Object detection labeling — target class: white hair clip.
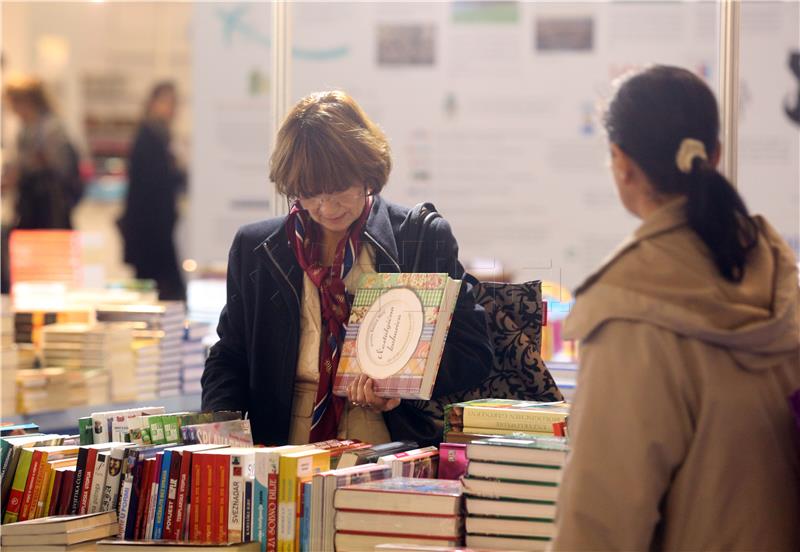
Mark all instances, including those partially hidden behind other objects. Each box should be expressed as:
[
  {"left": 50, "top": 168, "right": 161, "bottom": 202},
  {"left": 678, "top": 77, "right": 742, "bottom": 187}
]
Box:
[{"left": 675, "top": 138, "right": 708, "bottom": 174}]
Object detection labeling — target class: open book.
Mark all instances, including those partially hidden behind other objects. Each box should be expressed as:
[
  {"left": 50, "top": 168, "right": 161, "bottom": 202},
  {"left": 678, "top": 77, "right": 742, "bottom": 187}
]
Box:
[{"left": 333, "top": 273, "right": 461, "bottom": 400}]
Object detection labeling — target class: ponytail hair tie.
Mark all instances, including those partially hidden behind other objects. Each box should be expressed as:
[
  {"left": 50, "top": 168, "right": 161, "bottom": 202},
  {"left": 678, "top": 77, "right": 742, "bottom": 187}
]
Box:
[{"left": 675, "top": 138, "right": 708, "bottom": 174}]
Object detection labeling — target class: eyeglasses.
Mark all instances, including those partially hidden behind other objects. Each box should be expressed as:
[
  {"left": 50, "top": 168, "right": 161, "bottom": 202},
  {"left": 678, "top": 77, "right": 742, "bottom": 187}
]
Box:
[{"left": 296, "top": 186, "right": 369, "bottom": 209}]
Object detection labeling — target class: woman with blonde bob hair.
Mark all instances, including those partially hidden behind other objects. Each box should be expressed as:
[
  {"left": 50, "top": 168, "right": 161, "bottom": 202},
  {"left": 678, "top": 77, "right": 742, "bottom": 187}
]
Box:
[{"left": 202, "top": 91, "right": 492, "bottom": 446}]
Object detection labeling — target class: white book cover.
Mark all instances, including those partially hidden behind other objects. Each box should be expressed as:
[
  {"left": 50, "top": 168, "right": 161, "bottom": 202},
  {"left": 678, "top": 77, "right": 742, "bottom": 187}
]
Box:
[
  {"left": 88, "top": 452, "right": 109, "bottom": 513},
  {"left": 101, "top": 446, "right": 127, "bottom": 512},
  {"left": 227, "top": 450, "right": 255, "bottom": 543}
]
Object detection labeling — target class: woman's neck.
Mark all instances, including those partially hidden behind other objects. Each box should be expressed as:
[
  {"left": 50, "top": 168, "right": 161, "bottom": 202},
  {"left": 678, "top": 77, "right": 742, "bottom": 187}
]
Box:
[{"left": 320, "top": 228, "right": 347, "bottom": 266}]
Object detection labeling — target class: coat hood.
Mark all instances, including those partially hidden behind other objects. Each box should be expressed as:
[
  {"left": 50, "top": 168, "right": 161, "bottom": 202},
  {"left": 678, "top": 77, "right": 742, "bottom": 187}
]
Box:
[{"left": 564, "top": 197, "right": 800, "bottom": 371}]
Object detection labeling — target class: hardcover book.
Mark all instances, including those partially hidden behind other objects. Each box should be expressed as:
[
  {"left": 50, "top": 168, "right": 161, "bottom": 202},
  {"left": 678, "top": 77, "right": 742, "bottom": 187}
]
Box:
[{"left": 333, "top": 273, "right": 461, "bottom": 400}]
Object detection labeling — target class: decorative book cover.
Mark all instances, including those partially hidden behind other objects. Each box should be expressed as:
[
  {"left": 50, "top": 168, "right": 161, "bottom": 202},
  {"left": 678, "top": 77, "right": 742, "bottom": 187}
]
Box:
[
  {"left": 181, "top": 420, "right": 253, "bottom": 447},
  {"left": 334, "top": 273, "right": 461, "bottom": 400}
]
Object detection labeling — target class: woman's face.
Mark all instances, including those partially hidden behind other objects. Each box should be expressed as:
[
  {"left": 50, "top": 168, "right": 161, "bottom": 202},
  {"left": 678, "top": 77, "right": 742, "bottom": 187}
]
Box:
[{"left": 298, "top": 184, "right": 369, "bottom": 236}]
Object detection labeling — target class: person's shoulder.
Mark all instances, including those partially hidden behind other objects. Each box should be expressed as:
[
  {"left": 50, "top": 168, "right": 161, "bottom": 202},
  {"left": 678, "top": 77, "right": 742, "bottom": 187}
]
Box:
[{"left": 233, "top": 216, "right": 287, "bottom": 250}]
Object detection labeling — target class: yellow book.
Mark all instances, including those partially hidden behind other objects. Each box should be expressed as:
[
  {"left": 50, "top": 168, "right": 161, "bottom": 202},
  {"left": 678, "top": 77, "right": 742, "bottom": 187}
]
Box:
[
  {"left": 3, "top": 448, "right": 34, "bottom": 524},
  {"left": 41, "top": 464, "right": 58, "bottom": 518},
  {"left": 277, "top": 449, "right": 330, "bottom": 552},
  {"left": 461, "top": 402, "right": 570, "bottom": 434},
  {"left": 36, "top": 463, "right": 54, "bottom": 518}
]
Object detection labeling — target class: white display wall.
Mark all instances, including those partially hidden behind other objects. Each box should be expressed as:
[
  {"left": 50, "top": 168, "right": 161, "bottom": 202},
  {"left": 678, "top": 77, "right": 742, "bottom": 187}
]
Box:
[{"left": 191, "top": 1, "right": 799, "bottom": 290}]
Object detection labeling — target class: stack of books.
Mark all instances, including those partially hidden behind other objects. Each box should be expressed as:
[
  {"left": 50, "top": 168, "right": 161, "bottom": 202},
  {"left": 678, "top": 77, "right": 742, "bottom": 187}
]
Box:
[
  {"left": 546, "top": 362, "right": 579, "bottom": 402},
  {"left": 15, "top": 368, "right": 73, "bottom": 414},
  {"left": 444, "top": 399, "right": 570, "bottom": 443},
  {"left": 14, "top": 309, "right": 92, "bottom": 348},
  {"left": 377, "top": 446, "right": 439, "bottom": 478},
  {"left": 1, "top": 511, "right": 119, "bottom": 552},
  {"left": 307, "top": 463, "right": 391, "bottom": 551},
  {"left": 41, "top": 323, "right": 137, "bottom": 403},
  {"left": 2, "top": 299, "right": 18, "bottom": 416},
  {"left": 334, "top": 478, "right": 463, "bottom": 551},
  {"left": 461, "top": 435, "right": 568, "bottom": 551},
  {"left": 7, "top": 230, "right": 83, "bottom": 289},
  {"left": 132, "top": 340, "right": 161, "bottom": 400},
  {"left": 95, "top": 303, "right": 185, "bottom": 398},
  {"left": 181, "top": 322, "right": 210, "bottom": 396}
]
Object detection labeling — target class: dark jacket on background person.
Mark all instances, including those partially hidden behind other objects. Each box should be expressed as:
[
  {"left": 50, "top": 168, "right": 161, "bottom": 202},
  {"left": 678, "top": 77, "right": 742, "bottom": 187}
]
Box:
[
  {"left": 119, "top": 120, "right": 186, "bottom": 300},
  {"left": 201, "top": 195, "right": 494, "bottom": 446}
]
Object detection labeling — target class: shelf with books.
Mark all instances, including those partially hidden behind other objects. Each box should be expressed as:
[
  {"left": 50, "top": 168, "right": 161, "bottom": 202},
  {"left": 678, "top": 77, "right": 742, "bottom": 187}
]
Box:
[{"left": 4, "top": 394, "right": 202, "bottom": 434}]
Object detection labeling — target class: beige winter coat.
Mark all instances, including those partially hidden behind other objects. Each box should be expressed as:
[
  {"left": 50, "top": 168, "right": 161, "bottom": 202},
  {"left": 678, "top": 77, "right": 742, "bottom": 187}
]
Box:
[{"left": 552, "top": 198, "right": 800, "bottom": 551}]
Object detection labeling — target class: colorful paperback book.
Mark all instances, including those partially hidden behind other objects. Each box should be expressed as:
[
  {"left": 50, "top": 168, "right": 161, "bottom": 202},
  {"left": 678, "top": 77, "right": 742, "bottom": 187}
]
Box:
[
  {"left": 447, "top": 399, "right": 568, "bottom": 434},
  {"left": 181, "top": 420, "right": 254, "bottom": 447},
  {"left": 333, "top": 273, "right": 461, "bottom": 400},
  {"left": 253, "top": 445, "right": 314, "bottom": 552},
  {"left": 311, "top": 463, "right": 391, "bottom": 552},
  {"left": 277, "top": 449, "right": 329, "bottom": 552},
  {"left": 334, "top": 478, "right": 462, "bottom": 515}
]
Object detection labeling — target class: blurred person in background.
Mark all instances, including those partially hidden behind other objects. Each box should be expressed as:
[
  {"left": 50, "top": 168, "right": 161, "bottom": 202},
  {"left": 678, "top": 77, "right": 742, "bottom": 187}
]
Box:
[
  {"left": 118, "top": 81, "right": 187, "bottom": 301},
  {"left": 3, "top": 76, "right": 82, "bottom": 230}
]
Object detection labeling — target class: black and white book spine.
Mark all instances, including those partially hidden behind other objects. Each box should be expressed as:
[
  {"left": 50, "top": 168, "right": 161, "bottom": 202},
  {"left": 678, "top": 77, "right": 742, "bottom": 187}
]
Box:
[
  {"left": 117, "top": 474, "right": 134, "bottom": 539},
  {"left": 101, "top": 446, "right": 126, "bottom": 512},
  {"left": 243, "top": 479, "right": 253, "bottom": 543},
  {"left": 88, "top": 452, "right": 109, "bottom": 513}
]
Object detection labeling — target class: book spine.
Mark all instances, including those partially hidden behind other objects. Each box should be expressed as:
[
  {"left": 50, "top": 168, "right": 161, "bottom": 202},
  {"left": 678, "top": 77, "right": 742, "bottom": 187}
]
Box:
[
  {"left": 152, "top": 450, "right": 172, "bottom": 539},
  {"left": 244, "top": 478, "right": 253, "bottom": 542},
  {"left": 229, "top": 453, "right": 244, "bottom": 543},
  {"left": 3, "top": 448, "right": 32, "bottom": 523},
  {"left": 254, "top": 452, "right": 276, "bottom": 552},
  {"left": 133, "top": 458, "right": 154, "bottom": 540},
  {"left": 299, "top": 481, "right": 312, "bottom": 552},
  {"left": 46, "top": 468, "right": 63, "bottom": 517},
  {"left": 78, "top": 417, "right": 94, "bottom": 445},
  {"left": 57, "top": 469, "right": 75, "bottom": 516},
  {"left": 117, "top": 474, "right": 134, "bottom": 538},
  {"left": 146, "top": 452, "right": 164, "bottom": 538},
  {"left": 18, "top": 449, "right": 44, "bottom": 521},
  {"left": 162, "top": 414, "right": 180, "bottom": 443},
  {"left": 89, "top": 452, "right": 109, "bottom": 513},
  {"left": 172, "top": 450, "right": 192, "bottom": 541},
  {"left": 162, "top": 449, "right": 183, "bottom": 539},
  {"left": 101, "top": 447, "right": 126, "bottom": 512},
  {"left": 189, "top": 453, "right": 203, "bottom": 542},
  {"left": 34, "top": 463, "right": 54, "bottom": 518},
  {"left": 91, "top": 414, "right": 110, "bottom": 444},
  {"left": 78, "top": 448, "right": 98, "bottom": 515},
  {"left": 122, "top": 452, "right": 143, "bottom": 539},
  {"left": 203, "top": 454, "right": 214, "bottom": 542},
  {"left": 277, "top": 456, "right": 297, "bottom": 552},
  {"left": 216, "top": 454, "right": 229, "bottom": 543},
  {"left": 462, "top": 407, "right": 567, "bottom": 433},
  {"left": 148, "top": 416, "right": 167, "bottom": 445}
]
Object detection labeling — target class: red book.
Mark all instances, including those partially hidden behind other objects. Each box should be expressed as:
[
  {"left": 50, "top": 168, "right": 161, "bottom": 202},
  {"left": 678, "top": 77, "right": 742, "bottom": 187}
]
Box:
[
  {"left": 162, "top": 450, "right": 183, "bottom": 540},
  {"left": 78, "top": 448, "right": 99, "bottom": 515},
  {"left": 48, "top": 469, "right": 64, "bottom": 517},
  {"left": 173, "top": 450, "right": 194, "bottom": 541},
  {"left": 18, "top": 450, "right": 43, "bottom": 521},
  {"left": 267, "top": 470, "right": 278, "bottom": 552},
  {"left": 190, "top": 453, "right": 204, "bottom": 542},
  {"left": 203, "top": 454, "right": 214, "bottom": 542},
  {"left": 214, "top": 455, "right": 229, "bottom": 543},
  {"left": 134, "top": 458, "right": 155, "bottom": 540},
  {"left": 57, "top": 468, "right": 76, "bottom": 515}
]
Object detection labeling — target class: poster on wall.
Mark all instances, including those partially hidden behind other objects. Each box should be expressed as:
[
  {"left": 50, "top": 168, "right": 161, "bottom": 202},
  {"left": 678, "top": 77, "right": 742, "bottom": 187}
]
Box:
[
  {"left": 190, "top": 1, "right": 799, "bottom": 291},
  {"left": 190, "top": 2, "right": 273, "bottom": 266}
]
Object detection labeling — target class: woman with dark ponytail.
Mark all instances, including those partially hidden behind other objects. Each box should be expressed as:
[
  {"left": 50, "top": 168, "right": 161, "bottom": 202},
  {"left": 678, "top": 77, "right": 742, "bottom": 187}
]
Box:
[{"left": 553, "top": 65, "right": 799, "bottom": 550}]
